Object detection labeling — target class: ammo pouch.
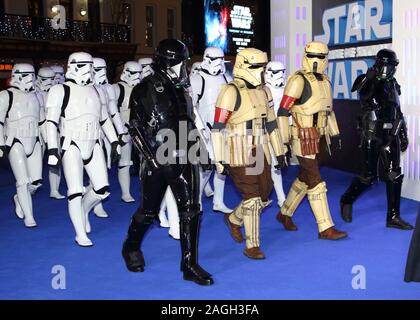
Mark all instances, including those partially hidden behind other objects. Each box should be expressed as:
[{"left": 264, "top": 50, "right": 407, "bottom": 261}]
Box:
[{"left": 292, "top": 113, "right": 320, "bottom": 156}]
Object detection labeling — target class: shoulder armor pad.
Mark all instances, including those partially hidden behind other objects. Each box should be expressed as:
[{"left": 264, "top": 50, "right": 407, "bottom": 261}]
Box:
[
  {"left": 352, "top": 74, "right": 367, "bottom": 92},
  {"left": 231, "top": 79, "right": 246, "bottom": 89}
]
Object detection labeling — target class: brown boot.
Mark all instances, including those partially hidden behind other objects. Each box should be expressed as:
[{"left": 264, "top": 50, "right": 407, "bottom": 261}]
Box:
[
  {"left": 224, "top": 214, "right": 243, "bottom": 243},
  {"left": 276, "top": 212, "right": 298, "bottom": 231},
  {"left": 319, "top": 227, "right": 348, "bottom": 240},
  {"left": 244, "top": 247, "right": 266, "bottom": 260}
]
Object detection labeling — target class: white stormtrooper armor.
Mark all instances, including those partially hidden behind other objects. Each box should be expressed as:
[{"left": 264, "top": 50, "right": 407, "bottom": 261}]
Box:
[
  {"left": 50, "top": 65, "right": 65, "bottom": 85},
  {"left": 138, "top": 57, "right": 154, "bottom": 79},
  {"left": 189, "top": 47, "right": 232, "bottom": 214},
  {"left": 190, "top": 62, "right": 202, "bottom": 77},
  {"left": 113, "top": 61, "right": 142, "bottom": 203},
  {"left": 36, "top": 66, "right": 65, "bottom": 200},
  {"left": 46, "top": 52, "right": 119, "bottom": 247},
  {"left": 264, "top": 61, "right": 287, "bottom": 207},
  {"left": 91, "top": 57, "right": 127, "bottom": 218},
  {"left": 0, "top": 63, "right": 43, "bottom": 227}
]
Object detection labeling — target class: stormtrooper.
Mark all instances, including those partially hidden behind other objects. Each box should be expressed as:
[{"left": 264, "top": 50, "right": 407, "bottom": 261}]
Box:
[
  {"left": 50, "top": 65, "right": 65, "bottom": 85},
  {"left": 264, "top": 61, "right": 287, "bottom": 207},
  {"left": 190, "top": 46, "right": 232, "bottom": 214},
  {"left": 91, "top": 57, "right": 128, "bottom": 218},
  {"left": 46, "top": 52, "right": 120, "bottom": 246},
  {"left": 0, "top": 63, "right": 43, "bottom": 227},
  {"left": 113, "top": 61, "right": 142, "bottom": 203},
  {"left": 139, "top": 57, "right": 154, "bottom": 78},
  {"left": 36, "top": 66, "right": 65, "bottom": 199},
  {"left": 122, "top": 38, "right": 213, "bottom": 286}
]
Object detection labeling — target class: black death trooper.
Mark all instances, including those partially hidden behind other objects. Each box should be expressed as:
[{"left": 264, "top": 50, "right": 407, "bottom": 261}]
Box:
[
  {"left": 340, "top": 49, "right": 413, "bottom": 230},
  {"left": 47, "top": 52, "right": 120, "bottom": 246},
  {"left": 122, "top": 39, "right": 214, "bottom": 286},
  {"left": 0, "top": 63, "right": 43, "bottom": 227}
]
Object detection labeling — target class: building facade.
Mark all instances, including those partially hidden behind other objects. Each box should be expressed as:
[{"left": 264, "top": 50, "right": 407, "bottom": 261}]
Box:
[
  {"left": 134, "top": 0, "right": 182, "bottom": 60},
  {"left": 0, "top": 0, "right": 137, "bottom": 88}
]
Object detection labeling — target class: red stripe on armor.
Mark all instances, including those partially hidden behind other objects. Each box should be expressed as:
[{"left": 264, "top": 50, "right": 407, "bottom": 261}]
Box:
[
  {"left": 214, "top": 107, "right": 232, "bottom": 124},
  {"left": 280, "top": 95, "right": 297, "bottom": 111}
]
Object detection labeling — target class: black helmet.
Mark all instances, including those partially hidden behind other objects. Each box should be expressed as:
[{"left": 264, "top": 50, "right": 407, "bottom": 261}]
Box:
[
  {"left": 154, "top": 39, "right": 189, "bottom": 68},
  {"left": 154, "top": 39, "right": 190, "bottom": 85},
  {"left": 374, "top": 49, "right": 399, "bottom": 80}
]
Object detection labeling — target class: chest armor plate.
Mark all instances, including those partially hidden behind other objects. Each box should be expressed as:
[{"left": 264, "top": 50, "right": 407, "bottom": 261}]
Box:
[
  {"left": 6, "top": 90, "right": 40, "bottom": 138},
  {"left": 61, "top": 85, "right": 101, "bottom": 141},
  {"left": 293, "top": 73, "right": 332, "bottom": 116},
  {"left": 229, "top": 84, "right": 269, "bottom": 125}
]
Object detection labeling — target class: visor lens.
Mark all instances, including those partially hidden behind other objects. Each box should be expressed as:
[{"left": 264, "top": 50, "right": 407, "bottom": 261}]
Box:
[{"left": 307, "top": 53, "right": 326, "bottom": 59}]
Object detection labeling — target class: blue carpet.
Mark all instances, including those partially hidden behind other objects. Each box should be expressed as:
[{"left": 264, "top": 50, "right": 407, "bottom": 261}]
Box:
[{"left": 0, "top": 163, "right": 420, "bottom": 300}]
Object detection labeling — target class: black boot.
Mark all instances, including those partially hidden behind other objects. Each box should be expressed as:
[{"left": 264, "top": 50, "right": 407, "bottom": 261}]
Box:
[
  {"left": 340, "top": 177, "right": 371, "bottom": 223},
  {"left": 386, "top": 176, "right": 413, "bottom": 230},
  {"left": 122, "top": 212, "right": 155, "bottom": 272},
  {"left": 179, "top": 212, "right": 214, "bottom": 286}
]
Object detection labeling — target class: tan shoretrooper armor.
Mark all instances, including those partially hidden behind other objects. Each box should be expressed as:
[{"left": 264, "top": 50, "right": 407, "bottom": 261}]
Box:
[
  {"left": 211, "top": 48, "right": 287, "bottom": 259},
  {"left": 276, "top": 41, "right": 347, "bottom": 240}
]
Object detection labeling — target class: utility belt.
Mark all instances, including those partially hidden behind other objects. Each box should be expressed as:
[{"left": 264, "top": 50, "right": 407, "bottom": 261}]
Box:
[{"left": 291, "top": 112, "right": 330, "bottom": 157}]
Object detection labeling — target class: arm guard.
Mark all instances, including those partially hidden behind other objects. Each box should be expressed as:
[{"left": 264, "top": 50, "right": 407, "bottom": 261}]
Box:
[
  {"left": 100, "top": 99, "right": 118, "bottom": 144},
  {"left": 277, "top": 116, "right": 290, "bottom": 145},
  {"left": 0, "top": 90, "right": 10, "bottom": 147},
  {"left": 45, "top": 85, "right": 64, "bottom": 150},
  {"left": 327, "top": 111, "right": 340, "bottom": 137},
  {"left": 211, "top": 84, "right": 237, "bottom": 162}
]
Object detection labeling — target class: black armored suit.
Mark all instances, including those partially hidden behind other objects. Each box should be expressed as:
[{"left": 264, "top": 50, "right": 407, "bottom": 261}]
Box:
[
  {"left": 340, "top": 49, "right": 413, "bottom": 230},
  {"left": 121, "top": 39, "right": 214, "bottom": 286}
]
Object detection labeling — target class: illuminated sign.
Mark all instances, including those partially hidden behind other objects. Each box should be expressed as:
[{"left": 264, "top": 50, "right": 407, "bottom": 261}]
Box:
[
  {"left": 204, "top": 0, "right": 256, "bottom": 54},
  {"left": 314, "top": 0, "right": 393, "bottom": 100},
  {"left": 0, "top": 64, "right": 13, "bottom": 71}
]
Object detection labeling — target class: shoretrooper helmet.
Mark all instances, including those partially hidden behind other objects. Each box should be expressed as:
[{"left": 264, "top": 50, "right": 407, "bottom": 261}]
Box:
[
  {"left": 233, "top": 48, "right": 268, "bottom": 86},
  {"left": 302, "top": 41, "right": 329, "bottom": 74}
]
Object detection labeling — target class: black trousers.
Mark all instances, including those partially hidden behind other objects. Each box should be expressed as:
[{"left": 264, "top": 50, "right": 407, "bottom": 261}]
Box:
[{"left": 138, "top": 163, "right": 200, "bottom": 215}]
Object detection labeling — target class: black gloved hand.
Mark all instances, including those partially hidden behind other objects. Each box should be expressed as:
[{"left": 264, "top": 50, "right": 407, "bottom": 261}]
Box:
[
  {"left": 330, "top": 135, "right": 342, "bottom": 152},
  {"left": 48, "top": 148, "right": 61, "bottom": 169},
  {"left": 275, "top": 155, "right": 287, "bottom": 170},
  {"left": 111, "top": 141, "right": 121, "bottom": 164},
  {"left": 0, "top": 145, "right": 7, "bottom": 159}
]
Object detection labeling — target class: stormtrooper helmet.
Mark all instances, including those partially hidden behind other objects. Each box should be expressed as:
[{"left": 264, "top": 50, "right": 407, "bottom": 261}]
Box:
[
  {"left": 93, "top": 57, "right": 108, "bottom": 85},
  {"left": 11, "top": 63, "right": 36, "bottom": 93},
  {"left": 264, "top": 61, "right": 286, "bottom": 88},
  {"left": 50, "top": 65, "right": 65, "bottom": 85},
  {"left": 138, "top": 58, "right": 154, "bottom": 79},
  {"left": 37, "top": 67, "right": 56, "bottom": 92},
  {"left": 201, "top": 47, "right": 225, "bottom": 76},
  {"left": 66, "top": 52, "right": 94, "bottom": 86},
  {"left": 121, "top": 61, "right": 142, "bottom": 87}
]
